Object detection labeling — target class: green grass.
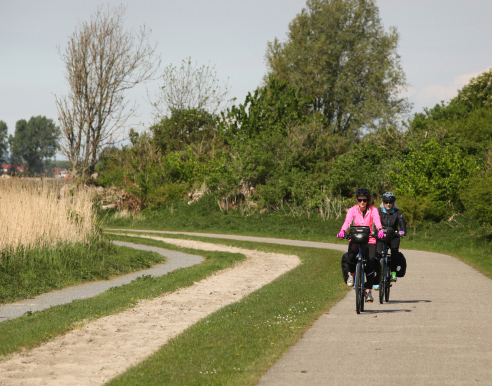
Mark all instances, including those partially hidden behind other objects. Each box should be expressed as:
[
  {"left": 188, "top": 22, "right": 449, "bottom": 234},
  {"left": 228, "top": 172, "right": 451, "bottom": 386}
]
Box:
[
  {"left": 0, "top": 235, "right": 245, "bottom": 357},
  {"left": 102, "top": 195, "right": 341, "bottom": 241},
  {"left": 104, "top": 202, "right": 492, "bottom": 279},
  {"left": 0, "top": 239, "right": 165, "bottom": 304},
  {"left": 103, "top": 235, "right": 347, "bottom": 385}
]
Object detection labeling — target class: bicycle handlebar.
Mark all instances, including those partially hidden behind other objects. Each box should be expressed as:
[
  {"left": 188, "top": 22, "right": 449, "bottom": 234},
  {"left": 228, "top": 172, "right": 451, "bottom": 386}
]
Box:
[{"left": 337, "top": 229, "right": 406, "bottom": 241}]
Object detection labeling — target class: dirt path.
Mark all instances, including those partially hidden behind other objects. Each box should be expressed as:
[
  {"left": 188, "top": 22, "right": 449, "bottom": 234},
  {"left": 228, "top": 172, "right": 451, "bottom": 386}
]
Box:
[{"left": 0, "top": 236, "right": 300, "bottom": 385}]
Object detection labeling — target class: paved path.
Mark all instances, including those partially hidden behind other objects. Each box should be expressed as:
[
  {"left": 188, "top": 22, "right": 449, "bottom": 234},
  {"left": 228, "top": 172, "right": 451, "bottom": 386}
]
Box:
[
  {"left": 0, "top": 241, "right": 203, "bottom": 322},
  {"left": 259, "top": 249, "right": 492, "bottom": 385},
  {"left": 109, "top": 230, "right": 492, "bottom": 385}
]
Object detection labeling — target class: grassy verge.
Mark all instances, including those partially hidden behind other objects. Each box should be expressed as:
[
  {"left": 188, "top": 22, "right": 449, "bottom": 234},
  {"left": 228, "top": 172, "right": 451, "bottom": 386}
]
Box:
[
  {"left": 104, "top": 205, "right": 492, "bottom": 279},
  {"left": 0, "top": 235, "right": 245, "bottom": 357},
  {"left": 0, "top": 240, "right": 165, "bottom": 304},
  {"left": 101, "top": 233, "right": 346, "bottom": 385}
]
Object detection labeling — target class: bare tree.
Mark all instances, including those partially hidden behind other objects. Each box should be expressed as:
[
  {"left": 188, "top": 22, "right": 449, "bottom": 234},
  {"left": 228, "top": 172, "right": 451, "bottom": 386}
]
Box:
[
  {"left": 55, "top": 5, "right": 160, "bottom": 176},
  {"left": 151, "top": 57, "right": 230, "bottom": 120}
]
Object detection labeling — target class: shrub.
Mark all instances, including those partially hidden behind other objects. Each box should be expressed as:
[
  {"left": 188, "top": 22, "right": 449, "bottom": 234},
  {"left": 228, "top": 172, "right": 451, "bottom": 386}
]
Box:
[{"left": 460, "top": 169, "right": 492, "bottom": 226}]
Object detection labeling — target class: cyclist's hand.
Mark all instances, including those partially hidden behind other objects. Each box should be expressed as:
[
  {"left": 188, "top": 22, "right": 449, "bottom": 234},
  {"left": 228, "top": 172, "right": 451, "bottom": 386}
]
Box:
[
  {"left": 399, "top": 231, "right": 406, "bottom": 236},
  {"left": 378, "top": 230, "right": 385, "bottom": 239},
  {"left": 337, "top": 230, "right": 345, "bottom": 238}
]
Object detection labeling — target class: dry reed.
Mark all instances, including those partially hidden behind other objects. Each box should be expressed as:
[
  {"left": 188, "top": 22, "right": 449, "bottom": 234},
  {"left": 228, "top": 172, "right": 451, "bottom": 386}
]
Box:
[{"left": 0, "top": 178, "right": 97, "bottom": 251}]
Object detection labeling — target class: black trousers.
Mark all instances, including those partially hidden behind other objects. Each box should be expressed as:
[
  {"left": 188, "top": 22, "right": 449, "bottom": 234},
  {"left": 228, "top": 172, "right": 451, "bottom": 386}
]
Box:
[
  {"left": 341, "top": 243, "right": 378, "bottom": 289},
  {"left": 376, "top": 239, "right": 403, "bottom": 272}
]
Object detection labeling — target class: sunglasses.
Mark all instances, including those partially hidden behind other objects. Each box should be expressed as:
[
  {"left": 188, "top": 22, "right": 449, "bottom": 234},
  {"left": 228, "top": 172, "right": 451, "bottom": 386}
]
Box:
[
  {"left": 357, "top": 198, "right": 368, "bottom": 203},
  {"left": 383, "top": 201, "right": 393, "bottom": 204}
]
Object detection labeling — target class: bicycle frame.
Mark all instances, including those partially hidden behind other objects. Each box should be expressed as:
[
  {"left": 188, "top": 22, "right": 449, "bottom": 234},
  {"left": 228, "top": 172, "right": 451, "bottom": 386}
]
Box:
[
  {"left": 354, "top": 246, "right": 366, "bottom": 314},
  {"left": 379, "top": 242, "right": 391, "bottom": 303}
]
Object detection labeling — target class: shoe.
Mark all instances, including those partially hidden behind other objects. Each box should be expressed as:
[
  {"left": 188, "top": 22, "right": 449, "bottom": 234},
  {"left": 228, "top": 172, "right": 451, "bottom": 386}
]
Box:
[
  {"left": 391, "top": 272, "right": 397, "bottom": 282},
  {"left": 373, "top": 284, "right": 379, "bottom": 290},
  {"left": 366, "top": 291, "right": 374, "bottom": 302},
  {"left": 347, "top": 273, "right": 354, "bottom": 287}
]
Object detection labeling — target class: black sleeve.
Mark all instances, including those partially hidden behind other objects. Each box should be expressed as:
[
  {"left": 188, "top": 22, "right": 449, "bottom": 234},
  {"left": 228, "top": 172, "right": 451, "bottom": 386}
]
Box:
[{"left": 397, "top": 209, "right": 407, "bottom": 233}]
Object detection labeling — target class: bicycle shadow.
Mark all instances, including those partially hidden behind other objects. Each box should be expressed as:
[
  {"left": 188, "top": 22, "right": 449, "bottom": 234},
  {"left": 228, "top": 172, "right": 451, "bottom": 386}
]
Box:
[
  {"left": 362, "top": 309, "right": 412, "bottom": 314},
  {"left": 386, "top": 299, "right": 432, "bottom": 304}
]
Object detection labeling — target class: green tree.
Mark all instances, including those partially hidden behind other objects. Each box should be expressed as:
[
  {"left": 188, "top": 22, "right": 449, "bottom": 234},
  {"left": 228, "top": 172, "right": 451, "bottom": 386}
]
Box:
[
  {"left": 10, "top": 116, "right": 59, "bottom": 175},
  {"left": 151, "top": 108, "right": 219, "bottom": 158},
  {"left": 265, "top": 0, "right": 410, "bottom": 136},
  {"left": 221, "top": 77, "right": 312, "bottom": 140},
  {"left": 0, "top": 121, "right": 9, "bottom": 163}
]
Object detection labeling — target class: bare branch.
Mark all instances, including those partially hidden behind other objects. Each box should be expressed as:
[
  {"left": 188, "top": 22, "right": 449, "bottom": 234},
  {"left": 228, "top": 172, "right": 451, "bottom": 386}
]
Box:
[
  {"left": 151, "top": 57, "right": 230, "bottom": 120},
  {"left": 55, "top": 4, "right": 160, "bottom": 176}
]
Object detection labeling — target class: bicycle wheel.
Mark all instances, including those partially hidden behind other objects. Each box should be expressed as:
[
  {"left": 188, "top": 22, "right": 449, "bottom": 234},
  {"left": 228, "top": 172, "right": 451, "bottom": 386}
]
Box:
[
  {"left": 384, "top": 263, "right": 391, "bottom": 302},
  {"left": 379, "top": 258, "right": 386, "bottom": 304},
  {"left": 359, "top": 262, "right": 365, "bottom": 312},
  {"left": 355, "top": 262, "right": 363, "bottom": 314}
]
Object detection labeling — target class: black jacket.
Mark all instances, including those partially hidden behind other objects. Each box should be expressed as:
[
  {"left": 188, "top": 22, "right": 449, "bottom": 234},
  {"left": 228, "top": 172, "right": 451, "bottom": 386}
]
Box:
[{"left": 378, "top": 207, "right": 407, "bottom": 233}]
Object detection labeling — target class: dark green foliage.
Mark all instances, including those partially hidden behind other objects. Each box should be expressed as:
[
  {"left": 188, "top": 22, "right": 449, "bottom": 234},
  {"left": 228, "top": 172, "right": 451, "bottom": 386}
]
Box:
[
  {"left": 9, "top": 116, "right": 59, "bottom": 175},
  {"left": 0, "top": 121, "right": 8, "bottom": 163},
  {"left": 265, "top": 0, "right": 409, "bottom": 135},
  {"left": 151, "top": 108, "right": 219, "bottom": 157},
  {"left": 220, "top": 77, "right": 312, "bottom": 140},
  {"left": 389, "top": 138, "right": 481, "bottom": 216},
  {"left": 460, "top": 169, "right": 492, "bottom": 226}
]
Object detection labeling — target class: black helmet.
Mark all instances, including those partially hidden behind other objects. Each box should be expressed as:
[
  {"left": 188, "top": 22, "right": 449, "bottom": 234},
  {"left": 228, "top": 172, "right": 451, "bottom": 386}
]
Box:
[
  {"left": 382, "top": 191, "right": 396, "bottom": 203},
  {"left": 355, "top": 188, "right": 371, "bottom": 197}
]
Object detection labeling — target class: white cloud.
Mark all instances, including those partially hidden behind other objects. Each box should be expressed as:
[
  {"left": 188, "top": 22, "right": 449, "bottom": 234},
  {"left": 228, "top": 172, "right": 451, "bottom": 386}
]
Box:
[{"left": 417, "top": 68, "right": 491, "bottom": 108}]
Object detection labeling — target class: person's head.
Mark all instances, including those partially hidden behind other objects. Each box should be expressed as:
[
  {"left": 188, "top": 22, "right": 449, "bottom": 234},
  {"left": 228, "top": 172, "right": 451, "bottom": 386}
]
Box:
[
  {"left": 355, "top": 188, "right": 371, "bottom": 210},
  {"left": 382, "top": 191, "right": 396, "bottom": 210}
]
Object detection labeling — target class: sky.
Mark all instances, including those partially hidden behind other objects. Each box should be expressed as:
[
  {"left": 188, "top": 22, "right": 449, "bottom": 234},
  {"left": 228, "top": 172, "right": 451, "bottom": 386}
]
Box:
[{"left": 1, "top": 0, "right": 492, "bottom": 148}]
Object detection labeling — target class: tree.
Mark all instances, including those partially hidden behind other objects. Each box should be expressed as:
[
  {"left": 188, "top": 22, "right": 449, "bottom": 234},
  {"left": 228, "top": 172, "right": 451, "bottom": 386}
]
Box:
[
  {"left": 265, "top": 0, "right": 410, "bottom": 136},
  {"left": 151, "top": 58, "right": 230, "bottom": 120},
  {"left": 9, "top": 116, "right": 59, "bottom": 175},
  {"left": 0, "top": 121, "right": 9, "bottom": 163},
  {"left": 55, "top": 4, "right": 160, "bottom": 177},
  {"left": 151, "top": 108, "right": 218, "bottom": 157}
]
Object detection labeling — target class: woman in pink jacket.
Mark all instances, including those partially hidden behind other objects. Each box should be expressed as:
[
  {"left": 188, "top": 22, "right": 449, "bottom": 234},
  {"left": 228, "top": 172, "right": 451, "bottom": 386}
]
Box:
[{"left": 337, "top": 188, "right": 384, "bottom": 303}]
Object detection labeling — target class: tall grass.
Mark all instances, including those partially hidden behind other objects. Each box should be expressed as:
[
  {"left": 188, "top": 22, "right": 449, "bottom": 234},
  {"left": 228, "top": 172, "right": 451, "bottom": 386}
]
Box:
[
  {"left": 0, "top": 179, "right": 164, "bottom": 304},
  {"left": 0, "top": 178, "right": 96, "bottom": 251}
]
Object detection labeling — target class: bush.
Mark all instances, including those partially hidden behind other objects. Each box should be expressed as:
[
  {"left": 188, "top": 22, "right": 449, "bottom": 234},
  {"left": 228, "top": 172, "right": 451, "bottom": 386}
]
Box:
[
  {"left": 396, "top": 195, "right": 446, "bottom": 228},
  {"left": 460, "top": 169, "right": 492, "bottom": 226}
]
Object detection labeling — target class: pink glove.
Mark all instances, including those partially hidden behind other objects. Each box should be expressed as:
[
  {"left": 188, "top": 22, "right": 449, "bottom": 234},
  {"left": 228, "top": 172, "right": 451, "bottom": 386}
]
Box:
[
  {"left": 337, "top": 230, "right": 345, "bottom": 238},
  {"left": 399, "top": 231, "right": 405, "bottom": 236},
  {"left": 378, "top": 230, "right": 385, "bottom": 239}
]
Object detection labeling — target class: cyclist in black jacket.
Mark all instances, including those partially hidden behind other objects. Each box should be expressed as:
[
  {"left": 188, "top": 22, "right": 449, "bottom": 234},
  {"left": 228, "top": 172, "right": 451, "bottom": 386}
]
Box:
[{"left": 376, "top": 192, "right": 407, "bottom": 283}]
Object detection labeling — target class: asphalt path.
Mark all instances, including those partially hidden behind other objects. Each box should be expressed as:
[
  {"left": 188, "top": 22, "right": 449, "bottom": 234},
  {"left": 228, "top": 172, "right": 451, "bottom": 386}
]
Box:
[
  {"left": 108, "top": 230, "right": 492, "bottom": 385},
  {"left": 2, "top": 230, "right": 491, "bottom": 384},
  {"left": 0, "top": 241, "right": 203, "bottom": 322}
]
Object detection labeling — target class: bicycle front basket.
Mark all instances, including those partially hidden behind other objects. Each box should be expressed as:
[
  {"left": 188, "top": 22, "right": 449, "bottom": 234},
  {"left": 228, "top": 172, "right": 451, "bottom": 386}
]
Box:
[
  {"left": 349, "top": 226, "right": 371, "bottom": 244},
  {"left": 380, "top": 227, "right": 395, "bottom": 243}
]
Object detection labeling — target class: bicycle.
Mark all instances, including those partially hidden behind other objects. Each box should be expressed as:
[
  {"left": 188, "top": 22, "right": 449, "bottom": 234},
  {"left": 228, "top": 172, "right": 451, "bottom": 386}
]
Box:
[
  {"left": 377, "top": 227, "right": 404, "bottom": 303},
  {"left": 343, "top": 226, "right": 372, "bottom": 314}
]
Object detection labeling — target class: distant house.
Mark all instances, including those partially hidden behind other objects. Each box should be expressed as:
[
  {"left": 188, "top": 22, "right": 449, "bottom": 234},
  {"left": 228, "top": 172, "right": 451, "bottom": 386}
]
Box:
[{"left": 2, "top": 165, "right": 25, "bottom": 174}]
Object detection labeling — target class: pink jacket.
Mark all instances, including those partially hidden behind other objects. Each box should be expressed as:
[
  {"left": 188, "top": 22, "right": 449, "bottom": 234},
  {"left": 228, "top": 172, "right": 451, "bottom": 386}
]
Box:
[{"left": 341, "top": 205, "right": 382, "bottom": 244}]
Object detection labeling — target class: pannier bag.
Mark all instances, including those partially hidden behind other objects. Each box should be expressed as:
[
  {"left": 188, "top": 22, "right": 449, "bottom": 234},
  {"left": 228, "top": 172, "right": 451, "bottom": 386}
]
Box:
[
  {"left": 395, "top": 252, "right": 407, "bottom": 277},
  {"left": 349, "top": 226, "right": 371, "bottom": 244}
]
